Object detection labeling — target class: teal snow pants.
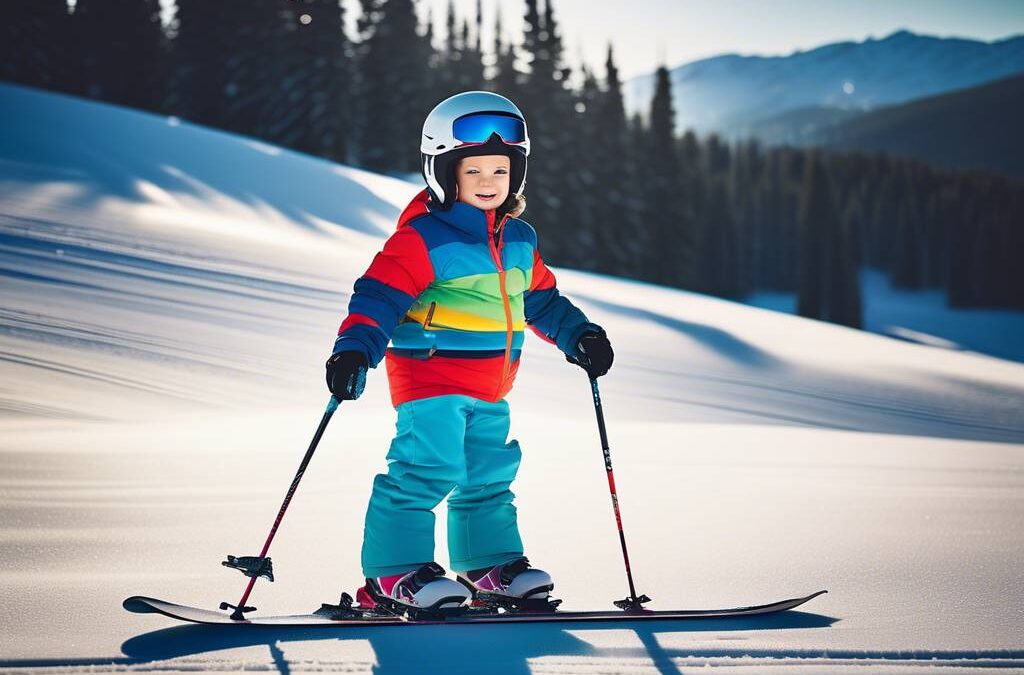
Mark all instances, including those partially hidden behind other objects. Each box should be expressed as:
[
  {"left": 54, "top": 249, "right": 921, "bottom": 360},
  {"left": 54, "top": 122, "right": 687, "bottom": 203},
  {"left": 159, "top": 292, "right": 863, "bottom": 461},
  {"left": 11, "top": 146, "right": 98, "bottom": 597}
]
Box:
[{"left": 360, "top": 394, "right": 525, "bottom": 578}]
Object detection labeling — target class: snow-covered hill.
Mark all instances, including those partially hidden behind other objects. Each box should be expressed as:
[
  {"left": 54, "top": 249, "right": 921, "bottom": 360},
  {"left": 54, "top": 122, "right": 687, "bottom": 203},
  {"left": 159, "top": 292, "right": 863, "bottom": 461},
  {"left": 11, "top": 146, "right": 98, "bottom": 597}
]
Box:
[
  {"left": 1, "top": 83, "right": 1023, "bottom": 673},
  {"left": 625, "top": 29, "right": 1024, "bottom": 139}
]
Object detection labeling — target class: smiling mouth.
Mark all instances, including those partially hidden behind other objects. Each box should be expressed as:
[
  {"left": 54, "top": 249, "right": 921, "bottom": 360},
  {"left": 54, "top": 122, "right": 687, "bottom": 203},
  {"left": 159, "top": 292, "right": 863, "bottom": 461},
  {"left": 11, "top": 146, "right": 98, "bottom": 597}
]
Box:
[{"left": 476, "top": 193, "right": 497, "bottom": 199}]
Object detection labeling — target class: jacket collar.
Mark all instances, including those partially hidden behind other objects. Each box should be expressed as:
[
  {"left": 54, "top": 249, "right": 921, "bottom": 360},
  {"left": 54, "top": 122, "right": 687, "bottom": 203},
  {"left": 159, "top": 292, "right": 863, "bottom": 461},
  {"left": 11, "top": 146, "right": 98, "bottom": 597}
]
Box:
[
  {"left": 429, "top": 195, "right": 507, "bottom": 240},
  {"left": 398, "top": 188, "right": 508, "bottom": 241},
  {"left": 429, "top": 199, "right": 492, "bottom": 237}
]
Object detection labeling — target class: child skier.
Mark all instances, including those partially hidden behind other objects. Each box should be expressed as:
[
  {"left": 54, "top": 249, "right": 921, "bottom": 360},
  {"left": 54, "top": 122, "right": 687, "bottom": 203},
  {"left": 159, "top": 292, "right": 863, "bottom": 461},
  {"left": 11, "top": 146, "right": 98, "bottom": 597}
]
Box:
[{"left": 325, "top": 91, "right": 614, "bottom": 613}]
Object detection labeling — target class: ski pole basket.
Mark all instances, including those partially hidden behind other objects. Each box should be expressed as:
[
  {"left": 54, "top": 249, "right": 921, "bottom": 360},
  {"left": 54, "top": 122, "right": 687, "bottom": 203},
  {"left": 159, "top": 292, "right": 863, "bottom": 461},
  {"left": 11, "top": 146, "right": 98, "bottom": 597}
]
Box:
[
  {"left": 614, "top": 593, "right": 652, "bottom": 611},
  {"left": 222, "top": 554, "right": 275, "bottom": 582}
]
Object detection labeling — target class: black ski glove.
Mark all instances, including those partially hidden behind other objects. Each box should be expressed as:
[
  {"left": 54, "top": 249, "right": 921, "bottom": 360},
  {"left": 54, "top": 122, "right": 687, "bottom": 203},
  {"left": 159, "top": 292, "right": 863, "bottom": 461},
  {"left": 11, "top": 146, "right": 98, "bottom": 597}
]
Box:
[
  {"left": 565, "top": 329, "right": 614, "bottom": 378},
  {"left": 326, "top": 350, "right": 368, "bottom": 400}
]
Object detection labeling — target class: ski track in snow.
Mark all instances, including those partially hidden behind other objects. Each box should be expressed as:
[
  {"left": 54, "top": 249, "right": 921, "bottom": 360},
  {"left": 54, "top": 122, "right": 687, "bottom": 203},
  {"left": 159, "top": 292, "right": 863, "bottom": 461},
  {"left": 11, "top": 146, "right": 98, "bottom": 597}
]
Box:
[{"left": 1, "top": 83, "right": 1023, "bottom": 673}]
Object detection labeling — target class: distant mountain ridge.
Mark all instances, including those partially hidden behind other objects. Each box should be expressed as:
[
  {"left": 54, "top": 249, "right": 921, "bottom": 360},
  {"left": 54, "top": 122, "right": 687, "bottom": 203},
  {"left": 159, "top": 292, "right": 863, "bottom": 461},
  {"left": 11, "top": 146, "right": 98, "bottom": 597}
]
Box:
[
  {"left": 813, "top": 72, "right": 1024, "bottom": 177},
  {"left": 624, "top": 29, "right": 1024, "bottom": 140}
]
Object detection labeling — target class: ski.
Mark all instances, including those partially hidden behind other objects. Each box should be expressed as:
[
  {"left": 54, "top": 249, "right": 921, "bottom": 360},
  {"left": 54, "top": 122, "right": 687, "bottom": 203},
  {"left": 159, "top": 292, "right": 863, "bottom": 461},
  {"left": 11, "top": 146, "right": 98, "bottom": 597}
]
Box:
[{"left": 123, "top": 589, "right": 826, "bottom": 627}]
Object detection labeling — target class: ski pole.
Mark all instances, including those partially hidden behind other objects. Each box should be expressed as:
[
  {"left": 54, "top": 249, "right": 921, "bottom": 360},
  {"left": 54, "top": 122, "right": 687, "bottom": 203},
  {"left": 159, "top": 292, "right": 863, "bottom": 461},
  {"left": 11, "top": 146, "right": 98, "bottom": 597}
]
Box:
[
  {"left": 585, "top": 375, "right": 651, "bottom": 611},
  {"left": 220, "top": 395, "right": 341, "bottom": 620}
]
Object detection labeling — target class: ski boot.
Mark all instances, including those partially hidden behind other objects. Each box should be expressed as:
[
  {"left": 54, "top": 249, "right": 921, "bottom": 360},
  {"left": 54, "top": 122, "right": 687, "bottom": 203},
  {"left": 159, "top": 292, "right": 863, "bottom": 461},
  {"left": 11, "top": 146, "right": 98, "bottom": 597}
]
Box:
[
  {"left": 457, "top": 556, "right": 560, "bottom": 613},
  {"left": 355, "top": 562, "right": 471, "bottom": 619}
]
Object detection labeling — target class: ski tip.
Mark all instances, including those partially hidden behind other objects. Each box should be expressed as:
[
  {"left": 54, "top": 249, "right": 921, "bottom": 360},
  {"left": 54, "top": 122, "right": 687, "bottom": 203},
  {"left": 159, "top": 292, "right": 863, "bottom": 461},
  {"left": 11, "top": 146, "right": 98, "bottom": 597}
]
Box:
[{"left": 123, "top": 596, "right": 160, "bottom": 614}]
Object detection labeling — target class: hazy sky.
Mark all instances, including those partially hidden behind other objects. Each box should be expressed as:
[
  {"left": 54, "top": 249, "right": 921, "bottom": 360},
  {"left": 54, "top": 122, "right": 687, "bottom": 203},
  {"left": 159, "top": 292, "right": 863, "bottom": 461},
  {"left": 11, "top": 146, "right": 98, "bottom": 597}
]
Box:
[{"left": 397, "top": 0, "right": 1024, "bottom": 79}]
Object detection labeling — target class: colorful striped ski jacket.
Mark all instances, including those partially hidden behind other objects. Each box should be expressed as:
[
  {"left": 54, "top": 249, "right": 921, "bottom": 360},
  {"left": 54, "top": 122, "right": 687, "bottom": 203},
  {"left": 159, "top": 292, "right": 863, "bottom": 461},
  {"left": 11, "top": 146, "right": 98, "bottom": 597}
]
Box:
[{"left": 333, "top": 188, "right": 603, "bottom": 407}]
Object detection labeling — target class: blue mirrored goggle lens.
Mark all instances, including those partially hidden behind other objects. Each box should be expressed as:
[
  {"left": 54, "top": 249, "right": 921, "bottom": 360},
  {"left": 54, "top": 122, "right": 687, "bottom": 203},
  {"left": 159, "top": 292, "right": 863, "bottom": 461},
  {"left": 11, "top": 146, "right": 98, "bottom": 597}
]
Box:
[{"left": 452, "top": 113, "right": 526, "bottom": 144}]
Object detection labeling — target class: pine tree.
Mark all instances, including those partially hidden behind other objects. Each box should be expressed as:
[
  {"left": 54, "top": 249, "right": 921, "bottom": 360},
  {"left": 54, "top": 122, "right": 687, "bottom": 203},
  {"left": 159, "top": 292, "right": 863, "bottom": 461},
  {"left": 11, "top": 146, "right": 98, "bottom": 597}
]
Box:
[
  {"left": 1007, "top": 183, "right": 1024, "bottom": 309},
  {"left": 646, "top": 64, "right": 688, "bottom": 286},
  {"left": 520, "top": 0, "right": 542, "bottom": 80},
  {"left": 471, "top": 0, "right": 487, "bottom": 86},
  {"left": 457, "top": 16, "right": 485, "bottom": 90},
  {"left": 72, "top": 0, "right": 167, "bottom": 113},
  {"left": 947, "top": 188, "right": 977, "bottom": 307},
  {"left": 432, "top": 0, "right": 459, "bottom": 96},
  {"left": 752, "top": 149, "right": 780, "bottom": 289},
  {"left": 170, "top": 1, "right": 240, "bottom": 128},
  {"left": 220, "top": 1, "right": 287, "bottom": 140},
  {"left": 869, "top": 170, "right": 899, "bottom": 272},
  {"left": 778, "top": 148, "right": 803, "bottom": 291},
  {"left": 693, "top": 133, "right": 733, "bottom": 292},
  {"left": 796, "top": 151, "right": 862, "bottom": 326},
  {"left": 703, "top": 177, "right": 741, "bottom": 297},
  {"left": 797, "top": 151, "right": 832, "bottom": 320},
  {"left": 727, "top": 139, "right": 761, "bottom": 297},
  {"left": 833, "top": 195, "right": 864, "bottom": 328},
  {"left": 446, "top": 0, "right": 458, "bottom": 58},
  {"left": 591, "top": 45, "right": 631, "bottom": 273},
  {"left": 624, "top": 112, "right": 653, "bottom": 280},
  {"left": 891, "top": 191, "right": 923, "bottom": 289},
  {"left": 1, "top": 1, "right": 74, "bottom": 95},
  {"left": 357, "top": 0, "right": 432, "bottom": 173},
  {"left": 424, "top": 5, "right": 436, "bottom": 55},
  {"left": 488, "top": 5, "right": 519, "bottom": 96},
  {"left": 677, "top": 129, "right": 703, "bottom": 289},
  {"left": 516, "top": 0, "right": 576, "bottom": 264},
  {"left": 263, "top": 0, "right": 353, "bottom": 163},
  {"left": 973, "top": 193, "right": 1000, "bottom": 306},
  {"left": 571, "top": 65, "right": 602, "bottom": 268},
  {"left": 1008, "top": 184, "right": 1024, "bottom": 308}
]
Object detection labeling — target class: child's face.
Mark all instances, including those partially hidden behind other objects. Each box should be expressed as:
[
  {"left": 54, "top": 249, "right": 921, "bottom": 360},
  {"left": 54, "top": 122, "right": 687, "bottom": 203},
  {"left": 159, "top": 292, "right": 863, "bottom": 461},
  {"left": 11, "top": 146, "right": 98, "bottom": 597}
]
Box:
[{"left": 455, "top": 154, "right": 511, "bottom": 210}]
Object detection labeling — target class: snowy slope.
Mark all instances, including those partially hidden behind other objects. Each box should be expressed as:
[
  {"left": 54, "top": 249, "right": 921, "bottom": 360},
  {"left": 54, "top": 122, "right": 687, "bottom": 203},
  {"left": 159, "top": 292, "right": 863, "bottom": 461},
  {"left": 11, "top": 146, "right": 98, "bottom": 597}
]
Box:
[
  {"left": 1, "top": 83, "right": 1023, "bottom": 673},
  {"left": 624, "top": 29, "right": 1024, "bottom": 138},
  {"left": 747, "top": 270, "right": 1024, "bottom": 364}
]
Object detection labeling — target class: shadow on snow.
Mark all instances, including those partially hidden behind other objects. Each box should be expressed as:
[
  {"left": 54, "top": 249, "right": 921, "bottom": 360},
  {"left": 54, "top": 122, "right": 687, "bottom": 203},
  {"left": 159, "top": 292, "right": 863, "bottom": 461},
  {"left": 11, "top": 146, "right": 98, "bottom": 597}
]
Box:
[{"left": 1, "top": 611, "right": 838, "bottom": 675}]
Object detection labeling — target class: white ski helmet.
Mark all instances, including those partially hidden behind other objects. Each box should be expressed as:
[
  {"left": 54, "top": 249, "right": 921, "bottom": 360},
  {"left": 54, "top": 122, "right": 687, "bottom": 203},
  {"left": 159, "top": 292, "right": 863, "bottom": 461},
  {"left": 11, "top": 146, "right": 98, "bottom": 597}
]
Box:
[{"left": 420, "top": 90, "right": 530, "bottom": 210}]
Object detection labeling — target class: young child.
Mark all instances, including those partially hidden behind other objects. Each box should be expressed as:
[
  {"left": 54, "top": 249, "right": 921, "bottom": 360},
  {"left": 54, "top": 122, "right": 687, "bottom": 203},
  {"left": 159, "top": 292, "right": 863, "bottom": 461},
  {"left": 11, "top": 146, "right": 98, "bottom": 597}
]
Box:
[{"left": 325, "top": 91, "right": 614, "bottom": 613}]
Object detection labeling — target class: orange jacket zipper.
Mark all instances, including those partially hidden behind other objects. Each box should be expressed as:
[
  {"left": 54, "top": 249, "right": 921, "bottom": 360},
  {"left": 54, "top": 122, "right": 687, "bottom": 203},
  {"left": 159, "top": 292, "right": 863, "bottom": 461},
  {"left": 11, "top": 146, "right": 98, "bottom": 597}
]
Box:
[{"left": 487, "top": 213, "right": 514, "bottom": 397}]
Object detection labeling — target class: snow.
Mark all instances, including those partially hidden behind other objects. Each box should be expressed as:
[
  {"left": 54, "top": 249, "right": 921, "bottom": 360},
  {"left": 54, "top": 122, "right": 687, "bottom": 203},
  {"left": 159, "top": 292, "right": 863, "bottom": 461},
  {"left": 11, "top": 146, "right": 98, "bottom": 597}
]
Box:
[
  {"left": 746, "top": 270, "right": 1024, "bottom": 364},
  {"left": 1, "top": 82, "right": 1023, "bottom": 673}
]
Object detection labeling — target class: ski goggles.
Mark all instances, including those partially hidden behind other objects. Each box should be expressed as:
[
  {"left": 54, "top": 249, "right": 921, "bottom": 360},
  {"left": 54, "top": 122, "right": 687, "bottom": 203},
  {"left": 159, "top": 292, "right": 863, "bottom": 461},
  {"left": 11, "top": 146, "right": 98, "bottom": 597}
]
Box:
[{"left": 452, "top": 112, "right": 527, "bottom": 146}]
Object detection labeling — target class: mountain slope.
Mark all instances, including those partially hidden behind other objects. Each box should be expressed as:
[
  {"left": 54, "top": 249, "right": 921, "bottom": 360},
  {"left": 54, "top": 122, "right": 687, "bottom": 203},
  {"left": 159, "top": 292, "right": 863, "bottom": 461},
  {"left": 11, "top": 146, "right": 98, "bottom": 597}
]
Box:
[
  {"left": 744, "top": 104, "right": 865, "bottom": 145},
  {"left": 1, "top": 84, "right": 1023, "bottom": 672},
  {"left": 2, "top": 81, "right": 1021, "bottom": 428},
  {"left": 625, "top": 30, "right": 1024, "bottom": 138},
  {"left": 812, "top": 72, "right": 1024, "bottom": 176}
]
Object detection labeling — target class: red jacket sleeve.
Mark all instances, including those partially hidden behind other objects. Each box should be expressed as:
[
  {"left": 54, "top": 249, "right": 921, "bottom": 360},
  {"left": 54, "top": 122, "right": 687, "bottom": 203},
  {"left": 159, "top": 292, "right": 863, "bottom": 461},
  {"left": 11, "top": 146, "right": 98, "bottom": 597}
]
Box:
[{"left": 332, "top": 226, "right": 434, "bottom": 367}]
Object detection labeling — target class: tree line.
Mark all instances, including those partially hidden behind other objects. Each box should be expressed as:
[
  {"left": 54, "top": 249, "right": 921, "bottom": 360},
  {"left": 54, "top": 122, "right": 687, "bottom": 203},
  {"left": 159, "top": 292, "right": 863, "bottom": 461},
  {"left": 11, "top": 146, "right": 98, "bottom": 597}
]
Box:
[{"left": 3, "top": 0, "right": 1022, "bottom": 327}]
